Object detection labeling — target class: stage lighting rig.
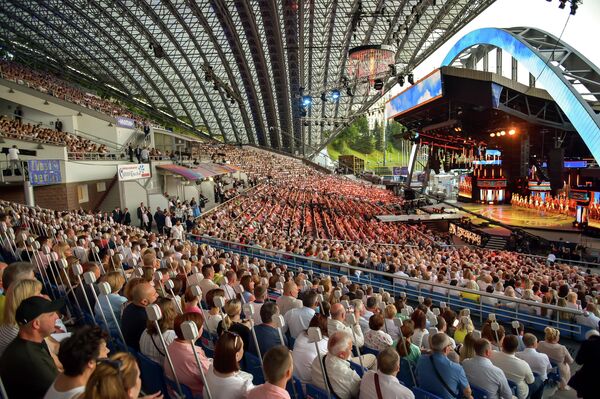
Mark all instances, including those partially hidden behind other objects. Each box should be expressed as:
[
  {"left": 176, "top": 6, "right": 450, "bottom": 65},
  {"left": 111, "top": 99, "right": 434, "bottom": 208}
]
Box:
[
  {"left": 302, "top": 96, "right": 313, "bottom": 108},
  {"left": 407, "top": 73, "right": 414, "bottom": 85}
]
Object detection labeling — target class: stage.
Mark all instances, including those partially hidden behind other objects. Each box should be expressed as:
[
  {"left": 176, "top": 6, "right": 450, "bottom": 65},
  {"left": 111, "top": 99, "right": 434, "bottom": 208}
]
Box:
[{"left": 461, "top": 204, "right": 578, "bottom": 231}]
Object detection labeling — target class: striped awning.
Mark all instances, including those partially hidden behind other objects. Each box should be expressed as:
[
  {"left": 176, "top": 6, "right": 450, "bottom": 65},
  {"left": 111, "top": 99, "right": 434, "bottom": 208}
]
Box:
[{"left": 156, "top": 163, "right": 241, "bottom": 181}]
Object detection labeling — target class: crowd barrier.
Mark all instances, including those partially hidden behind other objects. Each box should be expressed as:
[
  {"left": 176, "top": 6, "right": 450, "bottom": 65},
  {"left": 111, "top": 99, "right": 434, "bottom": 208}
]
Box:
[{"left": 189, "top": 234, "right": 594, "bottom": 341}]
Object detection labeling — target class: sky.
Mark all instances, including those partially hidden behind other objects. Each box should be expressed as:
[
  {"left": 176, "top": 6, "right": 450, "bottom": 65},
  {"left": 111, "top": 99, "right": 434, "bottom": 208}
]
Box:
[{"left": 389, "top": 0, "right": 600, "bottom": 97}]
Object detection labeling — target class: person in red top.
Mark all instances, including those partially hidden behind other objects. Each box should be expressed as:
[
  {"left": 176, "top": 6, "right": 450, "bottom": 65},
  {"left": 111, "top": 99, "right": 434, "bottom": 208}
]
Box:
[{"left": 246, "top": 345, "right": 293, "bottom": 399}]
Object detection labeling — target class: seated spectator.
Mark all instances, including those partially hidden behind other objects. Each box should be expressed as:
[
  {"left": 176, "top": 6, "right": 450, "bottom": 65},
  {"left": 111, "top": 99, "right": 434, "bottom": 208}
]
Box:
[
  {"left": 410, "top": 309, "right": 429, "bottom": 348},
  {"left": 247, "top": 345, "right": 293, "bottom": 399},
  {"left": 453, "top": 310, "right": 474, "bottom": 345},
  {"left": 0, "top": 278, "right": 42, "bottom": 357},
  {"left": 284, "top": 290, "right": 318, "bottom": 339},
  {"left": 82, "top": 352, "right": 151, "bottom": 399},
  {"left": 396, "top": 320, "right": 421, "bottom": 366},
  {"left": 364, "top": 313, "right": 393, "bottom": 351},
  {"left": 536, "top": 327, "right": 573, "bottom": 390},
  {"left": 217, "top": 298, "right": 251, "bottom": 350},
  {"left": 569, "top": 330, "right": 600, "bottom": 398},
  {"left": 311, "top": 331, "right": 361, "bottom": 399},
  {"left": 462, "top": 338, "right": 512, "bottom": 399},
  {"left": 0, "top": 296, "right": 63, "bottom": 399},
  {"left": 139, "top": 297, "right": 177, "bottom": 365},
  {"left": 458, "top": 332, "right": 476, "bottom": 363},
  {"left": 416, "top": 333, "right": 472, "bottom": 399},
  {"left": 0, "top": 262, "right": 35, "bottom": 324},
  {"left": 490, "top": 335, "right": 538, "bottom": 399},
  {"left": 205, "top": 288, "right": 225, "bottom": 334},
  {"left": 249, "top": 284, "right": 267, "bottom": 325},
  {"left": 327, "top": 302, "right": 365, "bottom": 348},
  {"left": 276, "top": 281, "right": 301, "bottom": 316},
  {"left": 239, "top": 275, "right": 255, "bottom": 303},
  {"left": 199, "top": 265, "right": 218, "bottom": 301},
  {"left": 121, "top": 281, "right": 158, "bottom": 351},
  {"left": 359, "top": 347, "right": 415, "bottom": 399},
  {"left": 44, "top": 326, "right": 109, "bottom": 399},
  {"left": 165, "top": 312, "right": 212, "bottom": 397},
  {"left": 183, "top": 285, "right": 202, "bottom": 314},
  {"left": 248, "top": 302, "right": 287, "bottom": 357},
  {"left": 383, "top": 304, "right": 400, "bottom": 341},
  {"left": 516, "top": 333, "right": 551, "bottom": 383},
  {"left": 94, "top": 271, "right": 127, "bottom": 335},
  {"left": 292, "top": 313, "right": 329, "bottom": 384},
  {"left": 204, "top": 331, "right": 255, "bottom": 399}
]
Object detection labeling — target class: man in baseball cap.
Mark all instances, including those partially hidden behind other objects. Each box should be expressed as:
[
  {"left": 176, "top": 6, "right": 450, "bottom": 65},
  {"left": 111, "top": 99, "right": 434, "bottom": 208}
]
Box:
[{"left": 0, "top": 296, "right": 64, "bottom": 399}]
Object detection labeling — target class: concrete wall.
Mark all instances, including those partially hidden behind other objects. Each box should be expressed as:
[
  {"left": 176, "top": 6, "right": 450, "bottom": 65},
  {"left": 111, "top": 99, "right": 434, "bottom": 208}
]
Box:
[
  {"left": 63, "top": 160, "right": 122, "bottom": 183},
  {"left": 0, "top": 137, "right": 67, "bottom": 161},
  {"left": 0, "top": 97, "right": 76, "bottom": 134}
]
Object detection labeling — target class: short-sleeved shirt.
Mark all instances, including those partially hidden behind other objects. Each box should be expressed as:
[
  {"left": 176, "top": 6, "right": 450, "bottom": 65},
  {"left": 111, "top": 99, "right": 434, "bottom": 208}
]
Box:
[
  {"left": 0, "top": 337, "right": 58, "bottom": 399},
  {"left": 416, "top": 353, "right": 469, "bottom": 399}
]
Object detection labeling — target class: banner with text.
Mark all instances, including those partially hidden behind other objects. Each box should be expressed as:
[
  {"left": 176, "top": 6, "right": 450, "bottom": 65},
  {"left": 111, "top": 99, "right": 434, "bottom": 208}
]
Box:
[
  {"left": 118, "top": 164, "right": 151, "bottom": 181},
  {"left": 28, "top": 159, "right": 62, "bottom": 186},
  {"left": 116, "top": 117, "right": 136, "bottom": 129}
]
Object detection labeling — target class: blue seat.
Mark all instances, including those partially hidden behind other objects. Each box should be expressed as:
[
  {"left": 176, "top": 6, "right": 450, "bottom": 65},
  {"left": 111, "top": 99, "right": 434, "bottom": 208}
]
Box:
[
  {"left": 242, "top": 352, "right": 265, "bottom": 385},
  {"left": 412, "top": 387, "right": 445, "bottom": 399},
  {"left": 286, "top": 376, "right": 305, "bottom": 399},
  {"left": 136, "top": 352, "right": 169, "bottom": 397},
  {"left": 349, "top": 361, "right": 367, "bottom": 377},
  {"left": 398, "top": 358, "right": 416, "bottom": 389},
  {"left": 306, "top": 383, "right": 331, "bottom": 399},
  {"left": 471, "top": 384, "right": 489, "bottom": 399},
  {"left": 361, "top": 346, "right": 379, "bottom": 356},
  {"left": 165, "top": 377, "right": 195, "bottom": 399},
  {"left": 507, "top": 380, "right": 519, "bottom": 397}
]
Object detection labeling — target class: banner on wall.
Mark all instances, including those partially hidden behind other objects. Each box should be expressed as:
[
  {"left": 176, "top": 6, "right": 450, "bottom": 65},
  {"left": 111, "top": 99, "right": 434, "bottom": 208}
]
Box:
[
  {"left": 117, "top": 164, "right": 151, "bottom": 181},
  {"left": 28, "top": 159, "right": 62, "bottom": 186},
  {"left": 116, "top": 117, "right": 135, "bottom": 129}
]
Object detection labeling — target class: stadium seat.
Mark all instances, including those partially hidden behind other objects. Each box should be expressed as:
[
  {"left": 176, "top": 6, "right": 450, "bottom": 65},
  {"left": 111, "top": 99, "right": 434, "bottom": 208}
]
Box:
[
  {"left": 471, "top": 384, "right": 489, "bottom": 399},
  {"left": 305, "top": 383, "right": 332, "bottom": 399},
  {"left": 507, "top": 379, "right": 519, "bottom": 397},
  {"left": 361, "top": 346, "right": 379, "bottom": 356},
  {"left": 136, "top": 352, "right": 169, "bottom": 397},
  {"left": 397, "top": 358, "right": 416, "bottom": 389},
  {"left": 242, "top": 352, "right": 265, "bottom": 385},
  {"left": 349, "top": 361, "right": 367, "bottom": 377},
  {"left": 165, "top": 377, "right": 196, "bottom": 399},
  {"left": 286, "top": 376, "right": 305, "bottom": 399},
  {"left": 412, "top": 387, "right": 445, "bottom": 399}
]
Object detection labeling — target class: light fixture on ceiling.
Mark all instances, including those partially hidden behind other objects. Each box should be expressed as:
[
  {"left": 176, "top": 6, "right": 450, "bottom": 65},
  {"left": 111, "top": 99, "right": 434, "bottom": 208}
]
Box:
[{"left": 407, "top": 74, "right": 414, "bottom": 85}]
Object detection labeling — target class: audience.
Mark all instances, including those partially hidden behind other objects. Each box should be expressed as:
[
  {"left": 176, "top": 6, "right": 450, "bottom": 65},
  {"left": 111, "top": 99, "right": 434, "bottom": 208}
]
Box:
[
  {"left": 490, "top": 335, "right": 539, "bottom": 399},
  {"left": 292, "top": 313, "right": 329, "bottom": 385},
  {"left": 569, "top": 330, "right": 600, "bottom": 398},
  {"left": 515, "top": 333, "right": 552, "bottom": 384},
  {"left": 0, "top": 278, "right": 42, "bottom": 356},
  {"left": 248, "top": 302, "right": 287, "bottom": 357},
  {"left": 247, "top": 345, "right": 293, "bottom": 399},
  {"left": 121, "top": 281, "right": 158, "bottom": 351},
  {"left": 364, "top": 313, "right": 394, "bottom": 351},
  {"left": 462, "top": 338, "right": 512, "bottom": 399},
  {"left": 359, "top": 347, "right": 415, "bottom": 399},
  {"left": 139, "top": 297, "right": 177, "bottom": 365},
  {"left": 284, "top": 290, "right": 318, "bottom": 339},
  {"left": 536, "top": 327, "right": 573, "bottom": 390}
]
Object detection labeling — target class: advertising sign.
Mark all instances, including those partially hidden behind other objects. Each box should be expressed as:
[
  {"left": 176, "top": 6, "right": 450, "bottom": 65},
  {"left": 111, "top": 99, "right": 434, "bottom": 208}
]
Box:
[
  {"left": 28, "top": 159, "right": 62, "bottom": 186},
  {"left": 116, "top": 117, "right": 136, "bottom": 129},
  {"left": 118, "top": 164, "right": 151, "bottom": 181}
]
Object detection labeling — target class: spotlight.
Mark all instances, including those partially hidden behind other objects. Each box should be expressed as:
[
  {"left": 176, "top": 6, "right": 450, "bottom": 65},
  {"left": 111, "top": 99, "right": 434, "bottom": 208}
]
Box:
[
  {"left": 373, "top": 79, "right": 384, "bottom": 90},
  {"left": 320, "top": 92, "right": 327, "bottom": 102},
  {"left": 570, "top": 0, "right": 579, "bottom": 15},
  {"left": 407, "top": 73, "right": 414, "bottom": 85},
  {"left": 330, "top": 89, "right": 340, "bottom": 101},
  {"left": 501, "top": 131, "right": 506, "bottom": 136},
  {"left": 508, "top": 129, "right": 516, "bottom": 135},
  {"left": 490, "top": 133, "right": 495, "bottom": 137},
  {"left": 346, "top": 87, "right": 354, "bottom": 97},
  {"left": 302, "top": 96, "right": 312, "bottom": 107},
  {"left": 558, "top": 0, "right": 566, "bottom": 9},
  {"left": 397, "top": 75, "right": 405, "bottom": 86}
]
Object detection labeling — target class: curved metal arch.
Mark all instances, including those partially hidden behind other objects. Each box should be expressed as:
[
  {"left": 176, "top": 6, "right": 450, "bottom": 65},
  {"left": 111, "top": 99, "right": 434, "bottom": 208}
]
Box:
[
  {"left": 159, "top": 0, "right": 242, "bottom": 144},
  {"left": 132, "top": 0, "right": 230, "bottom": 143},
  {"left": 26, "top": 0, "right": 159, "bottom": 110},
  {"left": 1, "top": 1, "right": 137, "bottom": 102},
  {"left": 442, "top": 27, "right": 600, "bottom": 162},
  {"left": 113, "top": 0, "right": 206, "bottom": 135}
]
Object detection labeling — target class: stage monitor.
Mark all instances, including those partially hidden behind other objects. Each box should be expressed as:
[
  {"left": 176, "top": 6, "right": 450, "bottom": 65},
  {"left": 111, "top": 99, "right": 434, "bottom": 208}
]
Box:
[{"left": 386, "top": 69, "right": 442, "bottom": 119}]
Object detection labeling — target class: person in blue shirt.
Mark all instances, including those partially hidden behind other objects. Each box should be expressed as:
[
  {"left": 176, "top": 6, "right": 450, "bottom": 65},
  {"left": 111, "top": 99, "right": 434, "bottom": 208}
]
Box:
[
  {"left": 248, "top": 302, "right": 287, "bottom": 357},
  {"left": 416, "top": 333, "right": 473, "bottom": 399}
]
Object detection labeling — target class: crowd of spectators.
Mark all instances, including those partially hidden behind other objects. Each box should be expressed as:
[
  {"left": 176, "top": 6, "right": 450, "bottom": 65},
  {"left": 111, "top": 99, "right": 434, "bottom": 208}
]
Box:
[
  {"left": 0, "top": 116, "right": 109, "bottom": 154},
  {"left": 0, "top": 60, "right": 154, "bottom": 129},
  {"left": 0, "top": 142, "right": 599, "bottom": 398}
]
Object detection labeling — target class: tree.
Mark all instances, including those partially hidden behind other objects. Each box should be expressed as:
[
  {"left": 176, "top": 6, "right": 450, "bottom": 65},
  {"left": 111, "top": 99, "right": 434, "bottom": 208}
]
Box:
[
  {"left": 374, "top": 121, "right": 384, "bottom": 152},
  {"left": 386, "top": 120, "right": 405, "bottom": 151}
]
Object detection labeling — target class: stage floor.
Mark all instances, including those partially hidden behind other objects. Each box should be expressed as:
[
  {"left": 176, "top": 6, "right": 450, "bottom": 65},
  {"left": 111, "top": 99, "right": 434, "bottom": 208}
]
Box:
[{"left": 461, "top": 204, "right": 577, "bottom": 231}]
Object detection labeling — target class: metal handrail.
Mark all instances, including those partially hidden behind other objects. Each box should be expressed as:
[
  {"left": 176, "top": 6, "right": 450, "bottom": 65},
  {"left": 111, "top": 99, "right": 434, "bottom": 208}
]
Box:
[{"left": 188, "top": 233, "right": 587, "bottom": 316}]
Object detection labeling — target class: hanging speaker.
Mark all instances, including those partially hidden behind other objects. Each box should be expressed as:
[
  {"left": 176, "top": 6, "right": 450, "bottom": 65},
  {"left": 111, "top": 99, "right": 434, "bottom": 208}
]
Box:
[{"left": 548, "top": 148, "right": 564, "bottom": 191}]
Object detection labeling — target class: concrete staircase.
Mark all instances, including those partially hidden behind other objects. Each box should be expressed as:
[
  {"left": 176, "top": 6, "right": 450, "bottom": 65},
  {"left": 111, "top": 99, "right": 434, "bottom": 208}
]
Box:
[{"left": 485, "top": 236, "right": 507, "bottom": 250}]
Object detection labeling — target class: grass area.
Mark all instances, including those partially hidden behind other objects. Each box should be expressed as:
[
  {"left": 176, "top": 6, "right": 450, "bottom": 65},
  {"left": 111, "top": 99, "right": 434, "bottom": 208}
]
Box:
[{"left": 327, "top": 142, "right": 409, "bottom": 171}]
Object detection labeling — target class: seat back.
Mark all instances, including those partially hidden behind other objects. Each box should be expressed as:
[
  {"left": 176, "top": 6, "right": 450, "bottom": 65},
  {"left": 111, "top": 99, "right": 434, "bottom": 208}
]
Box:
[
  {"left": 361, "top": 346, "right": 379, "bottom": 356},
  {"left": 471, "top": 384, "right": 489, "bottom": 399},
  {"left": 286, "top": 375, "right": 305, "bottom": 399},
  {"left": 507, "top": 379, "right": 519, "bottom": 397},
  {"left": 165, "top": 377, "right": 194, "bottom": 399},
  {"left": 242, "top": 352, "right": 265, "bottom": 385},
  {"left": 306, "top": 383, "right": 331, "bottom": 399},
  {"left": 136, "top": 352, "right": 169, "bottom": 397},
  {"left": 349, "top": 361, "right": 367, "bottom": 377},
  {"left": 398, "top": 358, "right": 416, "bottom": 389},
  {"left": 412, "top": 387, "right": 445, "bottom": 399}
]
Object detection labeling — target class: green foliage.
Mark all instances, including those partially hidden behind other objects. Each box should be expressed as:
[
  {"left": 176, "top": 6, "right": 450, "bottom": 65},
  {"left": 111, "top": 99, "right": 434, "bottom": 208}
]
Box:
[
  {"left": 386, "top": 120, "right": 406, "bottom": 151},
  {"left": 349, "top": 131, "right": 374, "bottom": 154},
  {"left": 373, "top": 121, "right": 384, "bottom": 152}
]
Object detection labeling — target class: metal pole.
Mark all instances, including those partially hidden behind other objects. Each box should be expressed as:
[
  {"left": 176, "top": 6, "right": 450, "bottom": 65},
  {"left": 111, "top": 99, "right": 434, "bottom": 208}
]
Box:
[
  {"left": 98, "top": 282, "right": 127, "bottom": 350},
  {"left": 180, "top": 321, "right": 212, "bottom": 399}
]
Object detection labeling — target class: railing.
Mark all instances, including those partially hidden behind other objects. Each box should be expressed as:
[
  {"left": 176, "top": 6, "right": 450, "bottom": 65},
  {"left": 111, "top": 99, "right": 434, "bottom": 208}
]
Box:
[
  {"left": 67, "top": 152, "right": 124, "bottom": 161},
  {"left": 188, "top": 234, "right": 593, "bottom": 341}
]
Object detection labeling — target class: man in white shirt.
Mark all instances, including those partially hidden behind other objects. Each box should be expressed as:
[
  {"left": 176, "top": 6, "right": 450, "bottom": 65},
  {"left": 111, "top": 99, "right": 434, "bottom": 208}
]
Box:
[
  {"left": 490, "top": 335, "right": 535, "bottom": 399},
  {"left": 170, "top": 220, "right": 184, "bottom": 240},
  {"left": 327, "top": 303, "right": 365, "bottom": 348},
  {"left": 276, "top": 281, "right": 301, "bottom": 315},
  {"left": 575, "top": 303, "right": 600, "bottom": 329},
  {"left": 284, "top": 290, "right": 317, "bottom": 338},
  {"left": 311, "top": 331, "right": 360, "bottom": 399},
  {"left": 8, "top": 145, "right": 20, "bottom": 174},
  {"left": 462, "top": 338, "right": 513, "bottom": 399},
  {"left": 359, "top": 347, "right": 415, "bottom": 399},
  {"left": 220, "top": 270, "right": 237, "bottom": 300},
  {"left": 516, "top": 333, "right": 552, "bottom": 382},
  {"left": 199, "top": 265, "right": 218, "bottom": 301}
]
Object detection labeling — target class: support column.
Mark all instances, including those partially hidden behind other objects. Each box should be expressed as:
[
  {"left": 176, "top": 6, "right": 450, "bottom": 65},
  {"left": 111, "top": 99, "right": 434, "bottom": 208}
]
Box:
[
  {"left": 496, "top": 48, "right": 503, "bottom": 76},
  {"left": 24, "top": 180, "right": 34, "bottom": 206}
]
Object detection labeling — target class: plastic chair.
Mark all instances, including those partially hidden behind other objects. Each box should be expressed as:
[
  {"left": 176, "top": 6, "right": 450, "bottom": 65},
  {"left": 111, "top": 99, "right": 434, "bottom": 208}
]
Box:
[
  {"left": 412, "top": 387, "right": 445, "bottom": 399},
  {"left": 242, "top": 352, "right": 265, "bottom": 385},
  {"left": 165, "top": 377, "right": 195, "bottom": 399},
  {"left": 136, "top": 352, "right": 169, "bottom": 397},
  {"left": 306, "top": 383, "right": 331, "bottom": 399},
  {"left": 397, "top": 358, "right": 416, "bottom": 389},
  {"left": 286, "top": 376, "right": 305, "bottom": 399},
  {"left": 471, "top": 384, "right": 489, "bottom": 399}
]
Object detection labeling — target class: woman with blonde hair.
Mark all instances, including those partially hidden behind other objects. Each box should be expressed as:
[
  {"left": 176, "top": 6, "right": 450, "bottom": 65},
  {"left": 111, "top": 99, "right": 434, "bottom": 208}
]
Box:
[
  {"left": 383, "top": 304, "right": 400, "bottom": 341},
  {"left": 216, "top": 298, "right": 251, "bottom": 350},
  {"left": 453, "top": 309, "right": 474, "bottom": 345},
  {"left": 0, "top": 278, "right": 42, "bottom": 356},
  {"left": 139, "top": 297, "right": 177, "bottom": 365},
  {"left": 459, "top": 332, "right": 476, "bottom": 362},
  {"left": 537, "top": 327, "right": 574, "bottom": 389},
  {"left": 83, "top": 352, "right": 154, "bottom": 399}
]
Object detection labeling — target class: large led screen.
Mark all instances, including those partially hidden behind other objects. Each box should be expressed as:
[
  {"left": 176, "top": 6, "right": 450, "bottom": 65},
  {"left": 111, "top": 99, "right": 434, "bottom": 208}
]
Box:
[{"left": 386, "top": 69, "right": 442, "bottom": 119}]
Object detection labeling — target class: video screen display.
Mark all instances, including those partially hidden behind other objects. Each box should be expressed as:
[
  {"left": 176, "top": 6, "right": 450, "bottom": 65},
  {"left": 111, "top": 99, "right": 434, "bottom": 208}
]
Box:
[
  {"left": 458, "top": 174, "right": 472, "bottom": 198},
  {"left": 386, "top": 69, "right": 442, "bottom": 119}
]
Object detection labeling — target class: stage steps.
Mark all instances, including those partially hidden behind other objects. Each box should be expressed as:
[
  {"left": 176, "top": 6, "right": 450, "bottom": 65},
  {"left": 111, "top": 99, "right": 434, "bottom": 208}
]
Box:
[{"left": 485, "top": 236, "right": 507, "bottom": 250}]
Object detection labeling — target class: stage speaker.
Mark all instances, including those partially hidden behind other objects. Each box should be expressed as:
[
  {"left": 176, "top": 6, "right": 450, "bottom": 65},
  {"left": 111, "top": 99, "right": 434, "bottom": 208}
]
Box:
[
  {"left": 404, "top": 188, "right": 416, "bottom": 200},
  {"left": 548, "top": 148, "right": 564, "bottom": 191}
]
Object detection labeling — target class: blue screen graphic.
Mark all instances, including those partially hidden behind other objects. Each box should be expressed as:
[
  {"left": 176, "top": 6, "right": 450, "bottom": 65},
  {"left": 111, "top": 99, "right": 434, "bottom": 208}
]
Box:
[{"left": 386, "top": 70, "right": 442, "bottom": 119}]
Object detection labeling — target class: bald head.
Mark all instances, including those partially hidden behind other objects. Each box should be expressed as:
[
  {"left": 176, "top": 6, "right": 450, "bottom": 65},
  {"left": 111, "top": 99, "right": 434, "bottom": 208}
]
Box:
[
  {"left": 331, "top": 303, "right": 346, "bottom": 321},
  {"left": 283, "top": 280, "right": 298, "bottom": 297},
  {"left": 132, "top": 282, "right": 158, "bottom": 306}
]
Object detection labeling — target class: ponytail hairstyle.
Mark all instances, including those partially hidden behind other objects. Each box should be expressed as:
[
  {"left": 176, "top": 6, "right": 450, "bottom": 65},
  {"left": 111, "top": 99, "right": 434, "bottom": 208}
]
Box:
[
  {"left": 222, "top": 298, "right": 242, "bottom": 331},
  {"left": 83, "top": 352, "right": 139, "bottom": 399}
]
